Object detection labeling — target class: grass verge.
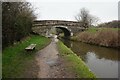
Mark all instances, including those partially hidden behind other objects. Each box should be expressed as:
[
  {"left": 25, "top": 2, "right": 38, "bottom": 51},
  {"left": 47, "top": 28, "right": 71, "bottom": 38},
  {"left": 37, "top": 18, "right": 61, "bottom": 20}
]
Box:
[
  {"left": 57, "top": 40, "right": 96, "bottom": 78},
  {"left": 2, "top": 35, "right": 51, "bottom": 78}
]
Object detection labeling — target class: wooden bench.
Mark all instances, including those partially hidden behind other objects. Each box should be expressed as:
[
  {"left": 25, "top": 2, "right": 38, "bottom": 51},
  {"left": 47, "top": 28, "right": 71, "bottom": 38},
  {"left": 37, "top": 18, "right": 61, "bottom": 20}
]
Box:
[{"left": 25, "top": 44, "right": 36, "bottom": 51}]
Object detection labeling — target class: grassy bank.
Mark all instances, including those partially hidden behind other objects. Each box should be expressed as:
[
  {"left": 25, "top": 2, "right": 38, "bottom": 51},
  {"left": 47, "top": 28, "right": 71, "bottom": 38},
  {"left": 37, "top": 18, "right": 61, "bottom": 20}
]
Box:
[
  {"left": 57, "top": 41, "right": 96, "bottom": 78},
  {"left": 72, "top": 28, "right": 119, "bottom": 48},
  {"left": 3, "top": 35, "right": 51, "bottom": 78}
]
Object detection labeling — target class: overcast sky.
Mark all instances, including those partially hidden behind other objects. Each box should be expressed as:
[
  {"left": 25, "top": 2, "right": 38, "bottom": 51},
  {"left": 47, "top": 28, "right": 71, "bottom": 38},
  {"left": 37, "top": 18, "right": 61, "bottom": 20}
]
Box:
[{"left": 28, "top": 0, "right": 119, "bottom": 24}]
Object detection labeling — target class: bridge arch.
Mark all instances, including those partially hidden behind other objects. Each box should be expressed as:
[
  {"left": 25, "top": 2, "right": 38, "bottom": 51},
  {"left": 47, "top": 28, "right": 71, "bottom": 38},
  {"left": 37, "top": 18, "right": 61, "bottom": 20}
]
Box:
[{"left": 54, "top": 26, "right": 72, "bottom": 37}]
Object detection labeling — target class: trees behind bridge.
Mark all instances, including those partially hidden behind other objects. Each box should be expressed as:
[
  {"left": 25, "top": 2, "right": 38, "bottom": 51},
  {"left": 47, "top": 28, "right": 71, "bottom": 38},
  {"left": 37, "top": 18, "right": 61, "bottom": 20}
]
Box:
[
  {"left": 2, "top": 2, "right": 36, "bottom": 49},
  {"left": 75, "top": 8, "right": 99, "bottom": 28}
]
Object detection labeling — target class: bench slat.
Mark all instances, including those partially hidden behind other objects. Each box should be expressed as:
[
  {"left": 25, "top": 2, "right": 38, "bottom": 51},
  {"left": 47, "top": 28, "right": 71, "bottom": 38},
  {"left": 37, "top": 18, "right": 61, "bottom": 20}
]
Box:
[{"left": 25, "top": 44, "right": 36, "bottom": 50}]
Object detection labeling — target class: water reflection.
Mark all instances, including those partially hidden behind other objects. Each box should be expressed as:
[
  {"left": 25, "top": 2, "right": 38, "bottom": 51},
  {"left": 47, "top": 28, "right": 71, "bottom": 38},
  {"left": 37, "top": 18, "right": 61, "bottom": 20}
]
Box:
[{"left": 61, "top": 38, "right": 119, "bottom": 78}]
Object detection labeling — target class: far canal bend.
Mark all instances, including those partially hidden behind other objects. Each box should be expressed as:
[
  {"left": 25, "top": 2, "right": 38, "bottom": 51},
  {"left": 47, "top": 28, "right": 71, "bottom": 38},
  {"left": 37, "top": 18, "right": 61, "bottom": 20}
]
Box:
[{"left": 60, "top": 38, "right": 119, "bottom": 78}]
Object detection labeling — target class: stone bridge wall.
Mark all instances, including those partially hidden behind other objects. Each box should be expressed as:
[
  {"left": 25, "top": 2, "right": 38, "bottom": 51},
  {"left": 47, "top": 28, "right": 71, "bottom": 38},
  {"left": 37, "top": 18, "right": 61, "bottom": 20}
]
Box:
[
  {"left": 32, "top": 20, "right": 85, "bottom": 36},
  {"left": 33, "top": 20, "right": 82, "bottom": 27}
]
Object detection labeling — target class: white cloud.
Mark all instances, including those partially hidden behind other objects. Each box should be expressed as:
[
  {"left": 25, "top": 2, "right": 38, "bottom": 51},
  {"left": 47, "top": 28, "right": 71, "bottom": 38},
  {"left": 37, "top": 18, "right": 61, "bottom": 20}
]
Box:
[
  {"left": 28, "top": 0, "right": 119, "bottom": 23},
  {"left": 27, "top": 0, "right": 119, "bottom": 2}
]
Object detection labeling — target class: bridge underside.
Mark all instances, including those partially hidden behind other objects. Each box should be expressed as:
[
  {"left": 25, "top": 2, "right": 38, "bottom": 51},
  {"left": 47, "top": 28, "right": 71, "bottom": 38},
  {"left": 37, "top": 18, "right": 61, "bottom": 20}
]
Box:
[{"left": 55, "top": 27, "right": 71, "bottom": 37}]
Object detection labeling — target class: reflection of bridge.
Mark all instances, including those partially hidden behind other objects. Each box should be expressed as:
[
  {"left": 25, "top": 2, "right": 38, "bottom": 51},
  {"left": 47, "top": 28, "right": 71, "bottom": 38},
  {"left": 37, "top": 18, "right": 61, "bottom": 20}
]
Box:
[{"left": 32, "top": 20, "right": 85, "bottom": 37}]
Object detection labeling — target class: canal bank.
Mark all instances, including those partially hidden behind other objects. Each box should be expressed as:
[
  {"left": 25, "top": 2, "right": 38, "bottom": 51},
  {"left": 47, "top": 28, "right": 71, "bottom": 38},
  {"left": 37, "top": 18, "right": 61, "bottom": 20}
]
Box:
[
  {"left": 60, "top": 38, "right": 119, "bottom": 78},
  {"left": 71, "top": 28, "right": 119, "bottom": 48},
  {"left": 57, "top": 40, "right": 96, "bottom": 78}
]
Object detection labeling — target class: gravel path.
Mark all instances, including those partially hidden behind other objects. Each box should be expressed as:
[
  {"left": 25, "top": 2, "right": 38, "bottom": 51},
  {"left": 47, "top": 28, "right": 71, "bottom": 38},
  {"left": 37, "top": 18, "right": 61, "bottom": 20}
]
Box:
[{"left": 35, "top": 37, "right": 77, "bottom": 78}]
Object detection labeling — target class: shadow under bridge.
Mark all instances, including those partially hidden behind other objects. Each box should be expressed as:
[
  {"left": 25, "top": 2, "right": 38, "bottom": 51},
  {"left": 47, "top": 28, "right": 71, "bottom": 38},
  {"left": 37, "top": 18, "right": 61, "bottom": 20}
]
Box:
[{"left": 54, "top": 26, "right": 73, "bottom": 37}]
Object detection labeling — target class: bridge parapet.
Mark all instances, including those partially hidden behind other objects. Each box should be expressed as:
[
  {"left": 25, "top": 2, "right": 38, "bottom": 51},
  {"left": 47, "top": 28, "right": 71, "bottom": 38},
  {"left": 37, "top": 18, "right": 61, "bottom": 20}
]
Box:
[{"left": 33, "top": 20, "right": 82, "bottom": 27}]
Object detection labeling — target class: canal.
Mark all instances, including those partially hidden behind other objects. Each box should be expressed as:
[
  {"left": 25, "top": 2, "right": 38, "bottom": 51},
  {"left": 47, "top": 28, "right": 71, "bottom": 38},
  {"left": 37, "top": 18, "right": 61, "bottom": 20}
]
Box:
[{"left": 61, "top": 38, "right": 119, "bottom": 78}]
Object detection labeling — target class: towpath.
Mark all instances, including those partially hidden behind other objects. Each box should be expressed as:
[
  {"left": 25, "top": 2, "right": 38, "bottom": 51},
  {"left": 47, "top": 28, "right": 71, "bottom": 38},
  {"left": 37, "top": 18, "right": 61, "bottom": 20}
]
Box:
[{"left": 35, "top": 37, "right": 76, "bottom": 78}]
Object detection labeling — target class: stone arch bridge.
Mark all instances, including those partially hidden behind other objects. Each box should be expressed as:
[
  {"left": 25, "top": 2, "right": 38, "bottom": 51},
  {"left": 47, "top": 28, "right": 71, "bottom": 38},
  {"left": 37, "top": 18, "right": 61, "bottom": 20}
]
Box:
[{"left": 32, "top": 20, "right": 85, "bottom": 37}]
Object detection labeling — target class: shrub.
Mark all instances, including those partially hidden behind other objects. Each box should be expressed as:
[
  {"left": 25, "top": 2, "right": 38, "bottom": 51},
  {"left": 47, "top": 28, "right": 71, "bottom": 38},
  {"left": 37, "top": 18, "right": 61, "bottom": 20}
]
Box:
[
  {"left": 2, "top": 2, "right": 36, "bottom": 49},
  {"left": 74, "top": 28, "right": 119, "bottom": 48}
]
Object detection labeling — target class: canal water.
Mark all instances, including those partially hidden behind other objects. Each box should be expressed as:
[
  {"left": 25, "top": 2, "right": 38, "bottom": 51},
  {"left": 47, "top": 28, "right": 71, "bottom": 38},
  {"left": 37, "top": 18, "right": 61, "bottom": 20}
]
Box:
[{"left": 61, "top": 38, "right": 119, "bottom": 78}]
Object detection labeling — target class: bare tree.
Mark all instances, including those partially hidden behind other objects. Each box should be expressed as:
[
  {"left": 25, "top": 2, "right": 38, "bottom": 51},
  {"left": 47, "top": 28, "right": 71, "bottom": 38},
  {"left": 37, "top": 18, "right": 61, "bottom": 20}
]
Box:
[{"left": 75, "top": 8, "right": 99, "bottom": 28}]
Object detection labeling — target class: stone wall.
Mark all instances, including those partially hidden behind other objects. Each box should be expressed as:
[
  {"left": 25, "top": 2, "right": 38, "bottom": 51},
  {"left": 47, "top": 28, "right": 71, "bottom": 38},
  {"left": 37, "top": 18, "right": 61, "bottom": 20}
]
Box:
[
  {"left": 32, "top": 20, "right": 85, "bottom": 36},
  {"left": 33, "top": 20, "right": 82, "bottom": 27}
]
